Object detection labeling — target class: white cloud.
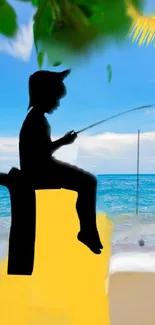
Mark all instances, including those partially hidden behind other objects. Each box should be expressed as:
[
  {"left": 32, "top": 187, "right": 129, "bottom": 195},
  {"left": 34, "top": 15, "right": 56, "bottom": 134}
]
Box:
[
  {"left": 0, "top": 131, "right": 155, "bottom": 174},
  {"left": 0, "top": 18, "right": 33, "bottom": 61},
  {"left": 144, "top": 109, "right": 155, "bottom": 115}
]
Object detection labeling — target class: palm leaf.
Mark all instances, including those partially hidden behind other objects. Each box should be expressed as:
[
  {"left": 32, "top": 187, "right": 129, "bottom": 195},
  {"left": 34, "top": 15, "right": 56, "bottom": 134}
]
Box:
[{"left": 128, "top": 3, "right": 155, "bottom": 46}]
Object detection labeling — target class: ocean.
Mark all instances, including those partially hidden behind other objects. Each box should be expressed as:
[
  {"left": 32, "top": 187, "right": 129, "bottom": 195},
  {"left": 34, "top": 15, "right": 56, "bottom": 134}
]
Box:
[{"left": 0, "top": 174, "right": 155, "bottom": 264}]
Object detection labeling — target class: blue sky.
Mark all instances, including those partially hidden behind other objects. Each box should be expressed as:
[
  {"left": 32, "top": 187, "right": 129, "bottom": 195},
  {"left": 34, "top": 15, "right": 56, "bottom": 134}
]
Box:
[{"left": 0, "top": 0, "right": 155, "bottom": 174}]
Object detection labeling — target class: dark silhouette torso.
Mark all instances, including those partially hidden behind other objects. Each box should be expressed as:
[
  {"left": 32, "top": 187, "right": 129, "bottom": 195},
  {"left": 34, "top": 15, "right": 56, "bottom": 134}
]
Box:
[{"left": 19, "top": 109, "right": 52, "bottom": 173}]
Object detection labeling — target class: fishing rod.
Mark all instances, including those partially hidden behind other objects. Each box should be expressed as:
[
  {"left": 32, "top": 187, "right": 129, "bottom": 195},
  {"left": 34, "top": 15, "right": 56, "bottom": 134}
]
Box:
[
  {"left": 136, "top": 129, "right": 140, "bottom": 216},
  {"left": 136, "top": 130, "right": 144, "bottom": 247},
  {"left": 76, "top": 104, "right": 154, "bottom": 134}
]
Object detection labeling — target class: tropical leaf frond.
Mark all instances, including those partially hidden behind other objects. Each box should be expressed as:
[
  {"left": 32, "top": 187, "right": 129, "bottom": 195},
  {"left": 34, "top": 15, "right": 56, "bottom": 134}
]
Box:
[{"left": 128, "top": 3, "right": 155, "bottom": 46}]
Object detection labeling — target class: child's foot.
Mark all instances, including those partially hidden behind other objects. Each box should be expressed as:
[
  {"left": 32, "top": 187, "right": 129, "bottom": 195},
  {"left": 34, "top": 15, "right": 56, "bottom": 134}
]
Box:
[
  {"left": 89, "top": 231, "right": 103, "bottom": 250},
  {"left": 95, "top": 231, "right": 103, "bottom": 249},
  {"left": 81, "top": 229, "right": 103, "bottom": 249},
  {"left": 77, "top": 231, "right": 101, "bottom": 255}
]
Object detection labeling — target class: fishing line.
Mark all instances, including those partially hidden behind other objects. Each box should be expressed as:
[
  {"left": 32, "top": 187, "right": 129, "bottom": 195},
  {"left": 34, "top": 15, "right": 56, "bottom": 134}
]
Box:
[
  {"left": 76, "top": 104, "right": 155, "bottom": 134},
  {"left": 136, "top": 129, "right": 140, "bottom": 216},
  {"left": 136, "top": 130, "right": 145, "bottom": 246}
]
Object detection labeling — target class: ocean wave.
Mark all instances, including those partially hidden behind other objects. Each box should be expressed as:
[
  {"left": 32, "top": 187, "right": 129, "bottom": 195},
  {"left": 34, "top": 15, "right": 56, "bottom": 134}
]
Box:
[
  {"left": 0, "top": 216, "right": 155, "bottom": 273},
  {"left": 110, "top": 252, "right": 155, "bottom": 273},
  {"left": 0, "top": 217, "right": 11, "bottom": 235}
]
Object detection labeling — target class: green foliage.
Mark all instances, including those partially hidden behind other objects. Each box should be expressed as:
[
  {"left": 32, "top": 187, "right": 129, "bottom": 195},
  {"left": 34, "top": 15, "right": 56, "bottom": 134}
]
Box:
[
  {"left": 37, "top": 51, "right": 44, "bottom": 68},
  {"left": 33, "top": 0, "right": 54, "bottom": 40},
  {"left": 34, "top": 0, "right": 145, "bottom": 66},
  {"left": 53, "top": 61, "right": 62, "bottom": 66},
  {"left": 130, "top": 0, "right": 144, "bottom": 11},
  {"left": 15, "top": 0, "right": 39, "bottom": 7},
  {"left": 0, "top": 0, "right": 17, "bottom": 37},
  {"left": 31, "top": 0, "right": 39, "bottom": 7},
  {"left": 15, "top": 0, "right": 31, "bottom": 2},
  {"left": 0, "top": 0, "right": 146, "bottom": 66},
  {"left": 107, "top": 64, "right": 112, "bottom": 83}
]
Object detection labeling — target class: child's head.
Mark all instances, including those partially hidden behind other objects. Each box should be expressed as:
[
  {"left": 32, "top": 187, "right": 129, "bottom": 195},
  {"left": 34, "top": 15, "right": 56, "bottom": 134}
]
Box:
[{"left": 27, "top": 69, "right": 71, "bottom": 114}]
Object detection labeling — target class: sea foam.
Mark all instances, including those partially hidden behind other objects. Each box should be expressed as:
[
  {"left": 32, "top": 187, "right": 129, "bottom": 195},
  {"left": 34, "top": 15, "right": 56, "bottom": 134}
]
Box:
[{"left": 110, "top": 252, "right": 155, "bottom": 273}]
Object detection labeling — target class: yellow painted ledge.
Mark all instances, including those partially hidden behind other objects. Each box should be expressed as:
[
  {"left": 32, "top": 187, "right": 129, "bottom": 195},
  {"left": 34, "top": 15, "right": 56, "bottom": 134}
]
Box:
[{"left": 0, "top": 189, "right": 113, "bottom": 325}]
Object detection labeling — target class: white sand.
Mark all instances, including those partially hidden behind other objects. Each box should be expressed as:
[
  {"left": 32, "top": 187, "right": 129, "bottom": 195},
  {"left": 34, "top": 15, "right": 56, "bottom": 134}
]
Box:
[{"left": 109, "top": 252, "right": 155, "bottom": 325}]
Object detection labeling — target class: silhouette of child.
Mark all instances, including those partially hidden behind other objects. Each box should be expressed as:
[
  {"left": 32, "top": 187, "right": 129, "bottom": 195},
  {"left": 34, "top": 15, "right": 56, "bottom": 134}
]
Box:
[{"left": 19, "top": 70, "right": 103, "bottom": 254}]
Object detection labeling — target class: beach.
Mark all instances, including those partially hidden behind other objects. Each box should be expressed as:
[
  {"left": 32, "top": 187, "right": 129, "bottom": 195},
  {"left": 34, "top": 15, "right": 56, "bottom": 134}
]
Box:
[
  {"left": 109, "top": 252, "right": 155, "bottom": 325},
  {"left": 0, "top": 174, "right": 155, "bottom": 324},
  {"left": 0, "top": 220, "right": 155, "bottom": 325},
  {"left": 110, "top": 271, "right": 155, "bottom": 325}
]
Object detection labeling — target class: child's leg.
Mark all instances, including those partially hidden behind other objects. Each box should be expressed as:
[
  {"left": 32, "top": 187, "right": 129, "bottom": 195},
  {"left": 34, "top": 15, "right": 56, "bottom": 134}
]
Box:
[
  {"left": 30, "top": 159, "right": 103, "bottom": 254},
  {"left": 50, "top": 160, "right": 103, "bottom": 254}
]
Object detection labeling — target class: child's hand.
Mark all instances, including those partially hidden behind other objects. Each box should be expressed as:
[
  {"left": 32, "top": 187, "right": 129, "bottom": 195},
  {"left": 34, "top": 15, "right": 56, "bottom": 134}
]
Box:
[{"left": 62, "top": 130, "right": 77, "bottom": 145}]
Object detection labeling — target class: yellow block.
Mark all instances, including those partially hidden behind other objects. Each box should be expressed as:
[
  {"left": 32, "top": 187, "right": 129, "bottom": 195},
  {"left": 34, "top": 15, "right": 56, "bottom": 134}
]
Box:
[{"left": 0, "top": 189, "right": 113, "bottom": 325}]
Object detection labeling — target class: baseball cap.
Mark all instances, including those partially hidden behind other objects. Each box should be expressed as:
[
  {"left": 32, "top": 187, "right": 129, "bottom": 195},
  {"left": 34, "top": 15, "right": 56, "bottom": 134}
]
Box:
[{"left": 27, "top": 69, "right": 71, "bottom": 110}]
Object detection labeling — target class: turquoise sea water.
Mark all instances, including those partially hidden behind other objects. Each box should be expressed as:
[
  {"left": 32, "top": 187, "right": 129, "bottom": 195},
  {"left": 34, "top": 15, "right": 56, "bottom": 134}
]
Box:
[
  {"left": 0, "top": 174, "right": 155, "bottom": 253},
  {"left": 0, "top": 174, "right": 155, "bottom": 217}
]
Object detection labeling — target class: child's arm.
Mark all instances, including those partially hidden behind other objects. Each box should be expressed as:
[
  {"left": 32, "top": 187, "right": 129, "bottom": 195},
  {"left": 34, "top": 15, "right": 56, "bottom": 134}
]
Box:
[
  {"left": 51, "top": 131, "right": 77, "bottom": 154},
  {"left": 50, "top": 137, "right": 65, "bottom": 154}
]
